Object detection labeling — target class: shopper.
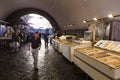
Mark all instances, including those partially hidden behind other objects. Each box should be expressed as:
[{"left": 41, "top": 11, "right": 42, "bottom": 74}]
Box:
[
  {"left": 44, "top": 31, "right": 49, "bottom": 49},
  {"left": 10, "top": 30, "right": 20, "bottom": 52},
  {"left": 28, "top": 32, "right": 41, "bottom": 70}
]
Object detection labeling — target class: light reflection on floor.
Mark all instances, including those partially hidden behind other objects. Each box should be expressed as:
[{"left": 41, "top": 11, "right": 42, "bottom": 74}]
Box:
[{"left": 0, "top": 39, "right": 93, "bottom": 80}]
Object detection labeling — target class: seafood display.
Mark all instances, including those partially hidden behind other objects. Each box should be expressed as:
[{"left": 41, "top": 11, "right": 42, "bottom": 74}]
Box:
[
  {"left": 78, "top": 47, "right": 105, "bottom": 55},
  {"left": 74, "top": 40, "right": 120, "bottom": 79},
  {"left": 78, "top": 47, "right": 120, "bottom": 68}
]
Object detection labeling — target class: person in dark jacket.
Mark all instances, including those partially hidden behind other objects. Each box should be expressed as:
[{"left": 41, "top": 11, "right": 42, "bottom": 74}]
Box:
[
  {"left": 10, "top": 31, "right": 20, "bottom": 52},
  {"left": 44, "top": 31, "right": 49, "bottom": 49},
  {"left": 28, "top": 32, "right": 41, "bottom": 70}
]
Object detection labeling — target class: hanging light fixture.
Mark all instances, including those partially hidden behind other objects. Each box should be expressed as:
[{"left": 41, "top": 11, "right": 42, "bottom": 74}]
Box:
[
  {"left": 93, "top": 17, "right": 97, "bottom": 21},
  {"left": 108, "top": 14, "right": 114, "bottom": 19},
  {"left": 67, "top": 24, "right": 70, "bottom": 27},
  {"left": 70, "top": 24, "right": 73, "bottom": 27},
  {"left": 83, "top": 20, "right": 87, "bottom": 23}
]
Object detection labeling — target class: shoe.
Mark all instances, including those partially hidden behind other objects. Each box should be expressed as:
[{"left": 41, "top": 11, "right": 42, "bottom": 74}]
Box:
[
  {"left": 34, "top": 66, "right": 38, "bottom": 71},
  {"left": 34, "top": 62, "right": 38, "bottom": 70},
  {"left": 35, "top": 67, "right": 38, "bottom": 71}
]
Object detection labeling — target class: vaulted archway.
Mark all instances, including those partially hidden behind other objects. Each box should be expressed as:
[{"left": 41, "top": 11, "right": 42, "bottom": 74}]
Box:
[{"left": 5, "top": 8, "right": 59, "bottom": 30}]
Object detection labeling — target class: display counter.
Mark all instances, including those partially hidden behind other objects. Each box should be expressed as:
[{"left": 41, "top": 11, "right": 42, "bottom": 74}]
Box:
[
  {"left": 54, "top": 39, "right": 63, "bottom": 53},
  {"left": 62, "top": 41, "right": 92, "bottom": 62},
  {"left": 52, "top": 39, "right": 66, "bottom": 53},
  {"left": 52, "top": 39, "right": 56, "bottom": 48},
  {"left": 52, "top": 35, "right": 76, "bottom": 53},
  {"left": 74, "top": 40, "right": 120, "bottom": 80}
]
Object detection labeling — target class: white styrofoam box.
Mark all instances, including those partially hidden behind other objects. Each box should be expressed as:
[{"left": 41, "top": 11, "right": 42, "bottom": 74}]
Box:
[
  {"left": 62, "top": 44, "right": 71, "bottom": 61},
  {"left": 58, "top": 42, "right": 62, "bottom": 53},
  {"left": 74, "top": 56, "right": 111, "bottom": 80},
  {"left": 55, "top": 41, "right": 63, "bottom": 53},
  {"left": 62, "top": 42, "right": 92, "bottom": 62},
  {"left": 74, "top": 50, "right": 120, "bottom": 79},
  {"left": 52, "top": 39, "right": 55, "bottom": 48}
]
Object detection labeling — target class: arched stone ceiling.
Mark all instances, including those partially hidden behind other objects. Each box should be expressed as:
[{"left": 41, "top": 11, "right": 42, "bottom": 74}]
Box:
[
  {"left": 0, "top": 0, "right": 120, "bottom": 30},
  {"left": 5, "top": 8, "right": 60, "bottom": 30}
]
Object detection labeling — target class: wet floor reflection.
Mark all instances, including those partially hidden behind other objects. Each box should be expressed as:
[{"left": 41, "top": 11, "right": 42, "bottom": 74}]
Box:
[
  {"left": 0, "top": 39, "right": 93, "bottom": 80},
  {"left": 33, "top": 69, "right": 39, "bottom": 80}
]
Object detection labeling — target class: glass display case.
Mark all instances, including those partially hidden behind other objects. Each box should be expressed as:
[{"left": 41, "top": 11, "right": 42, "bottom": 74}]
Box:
[{"left": 74, "top": 40, "right": 120, "bottom": 80}]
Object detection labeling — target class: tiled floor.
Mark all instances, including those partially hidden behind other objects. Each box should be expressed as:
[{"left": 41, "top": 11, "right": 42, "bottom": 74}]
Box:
[{"left": 0, "top": 39, "right": 93, "bottom": 80}]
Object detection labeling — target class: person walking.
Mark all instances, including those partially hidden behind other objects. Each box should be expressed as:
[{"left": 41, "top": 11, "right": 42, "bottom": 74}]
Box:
[
  {"left": 10, "top": 30, "right": 20, "bottom": 52},
  {"left": 44, "top": 31, "right": 49, "bottom": 49},
  {"left": 28, "top": 32, "right": 41, "bottom": 70}
]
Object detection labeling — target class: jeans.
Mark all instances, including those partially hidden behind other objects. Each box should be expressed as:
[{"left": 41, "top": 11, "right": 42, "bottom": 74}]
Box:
[
  {"left": 45, "top": 39, "right": 48, "bottom": 48},
  {"left": 32, "top": 48, "right": 39, "bottom": 68}
]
